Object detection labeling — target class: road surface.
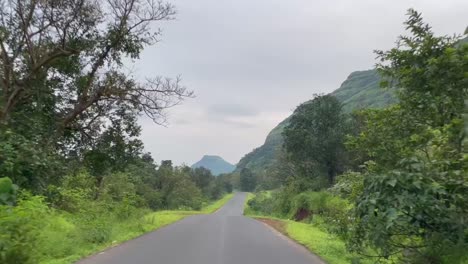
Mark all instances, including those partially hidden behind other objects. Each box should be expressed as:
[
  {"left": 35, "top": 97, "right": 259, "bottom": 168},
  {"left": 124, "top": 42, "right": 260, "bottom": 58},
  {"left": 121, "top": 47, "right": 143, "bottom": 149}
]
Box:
[{"left": 77, "top": 192, "right": 324, "bottom": 264}]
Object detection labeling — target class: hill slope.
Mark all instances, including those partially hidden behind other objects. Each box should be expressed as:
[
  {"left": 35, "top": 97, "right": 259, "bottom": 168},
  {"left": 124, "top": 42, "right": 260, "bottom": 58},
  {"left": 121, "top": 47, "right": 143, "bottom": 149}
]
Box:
[
  {"left": 192, "top": 155, "right": 236, "bottom": 176},
  {"left": 236, "top": 69, "right": 396, "bottom": 173}
]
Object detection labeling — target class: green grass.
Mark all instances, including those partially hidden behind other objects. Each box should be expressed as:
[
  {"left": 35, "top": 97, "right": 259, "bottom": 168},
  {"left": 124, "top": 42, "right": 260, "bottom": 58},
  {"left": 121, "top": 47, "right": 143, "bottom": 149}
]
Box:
[
  {"left": 243, "top": 191, "right": 371, "bottom": 264},
  {"left": 40, "top": 193, "right": 234, "bottom": 264},
  {"left": 286, "top": 220, "right": 372, "bottom": 264},
  {"left": 242, "top": 192, "right": 256, "bottom": 215}
]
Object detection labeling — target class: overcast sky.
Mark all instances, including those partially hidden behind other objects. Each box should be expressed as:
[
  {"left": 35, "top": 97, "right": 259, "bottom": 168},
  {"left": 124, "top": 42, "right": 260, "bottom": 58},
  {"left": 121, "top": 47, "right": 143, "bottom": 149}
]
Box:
[{"left": 132, "top": 0, "right": 467, "bottom": 166}]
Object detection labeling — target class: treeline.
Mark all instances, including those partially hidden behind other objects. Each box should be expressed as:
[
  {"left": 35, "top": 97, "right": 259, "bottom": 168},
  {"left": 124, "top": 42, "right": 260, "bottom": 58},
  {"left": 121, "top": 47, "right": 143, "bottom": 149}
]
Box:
[
  {"left": 0, "top": 160, "right": 232, "bottom": 263},
  {"left": 0, "top": 1, "right": 231, "bottom": 263},
  {"left": 246, "top": 10, "right": 467, "bottom": 264}
]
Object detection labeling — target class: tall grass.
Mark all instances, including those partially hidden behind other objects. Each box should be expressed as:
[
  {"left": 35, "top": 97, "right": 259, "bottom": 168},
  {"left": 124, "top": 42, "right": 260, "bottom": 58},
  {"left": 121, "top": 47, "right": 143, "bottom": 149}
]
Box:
[{"left": 286, "top": 220, "right": 373, "bottom": 264}]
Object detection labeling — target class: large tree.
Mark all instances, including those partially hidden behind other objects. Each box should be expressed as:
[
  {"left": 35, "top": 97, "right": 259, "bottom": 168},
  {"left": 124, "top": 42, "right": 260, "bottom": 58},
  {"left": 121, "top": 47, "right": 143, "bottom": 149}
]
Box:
[
  {"left": 0, "top": 0, "right": 193, "bottom": 189},
  {"left": 283, "top": 94, "right": 348, "bottom": 185},
  {"left": 239, "top": 168, "right": 256, "bottom": 192},
  {"left": 0, "top": 0, "right": 191, "bottom": 133}
]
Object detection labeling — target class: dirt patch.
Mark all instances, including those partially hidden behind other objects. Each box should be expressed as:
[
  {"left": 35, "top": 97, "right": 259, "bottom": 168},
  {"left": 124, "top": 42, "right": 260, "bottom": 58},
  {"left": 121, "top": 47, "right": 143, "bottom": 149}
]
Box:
[
  {"left": 256, "top": 218, "right": 287, "bottom": 235},
  {"left": 294, "top": 208, "right": 311, "bottom": 221}
]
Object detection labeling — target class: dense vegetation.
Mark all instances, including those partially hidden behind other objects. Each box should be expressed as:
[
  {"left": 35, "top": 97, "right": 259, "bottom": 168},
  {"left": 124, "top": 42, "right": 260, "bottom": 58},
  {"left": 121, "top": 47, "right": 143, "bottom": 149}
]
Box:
[
  {"left": 245, "top": 10, "right": 467, "bottom": 264},
  {"left": 0, "top": 1, "right": 232, "bottom": 263},
  {"left": 191, "top": 155, "right": 236, "bottom": 175}
]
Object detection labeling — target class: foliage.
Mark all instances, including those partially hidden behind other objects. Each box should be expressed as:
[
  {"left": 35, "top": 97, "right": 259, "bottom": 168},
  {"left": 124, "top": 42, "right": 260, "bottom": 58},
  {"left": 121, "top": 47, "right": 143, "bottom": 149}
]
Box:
[
  {"left": 0, "top": 0, "right": 194, "bottom": 191},
  {"left": 346, "top": 106, "right": 418, "bottom": 171},
  {"left": 190, "top": 167, "right": 215, "bottom": 197},
  {"left": 351, "top": 127, "right": 467, "bottom": 262},
  {"left": 329, "top": 171, "right": 364, "bottom": 202},
  {"left": 346, "top": 10, "right": 468, "bottom": 263},
  {"left": 246, "top": 191, "right": 276, "bottom": 216},
  {"left": 239, "top": 168, "right": 256, "bottom": 192},
  {"left": 0, "top": 190, "right": 233, "bottom": 264},
  {"left": 0, "top": 194, "right": 48, "bottom": 264},
  {"left": 0, "top": 129, "right": 64, "bottom": 191},
  {"left": 0, "top": 177, "right": 18, "bottom": 205},
  {"left": 242, "top": 9, "right": 467, "bottom": 264},
  {"left": 376, "top": 9, "right": 467, "bottom": 128},
  {"left": 165, "top": 175, "right": 203, "bottom": 210},
  {"left": 283, "top": 94, "right": 348, "bottom": 184}
]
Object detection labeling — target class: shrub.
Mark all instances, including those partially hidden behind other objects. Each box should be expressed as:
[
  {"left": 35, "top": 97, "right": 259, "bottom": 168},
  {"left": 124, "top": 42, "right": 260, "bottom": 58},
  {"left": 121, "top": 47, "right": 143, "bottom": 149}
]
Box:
[
  {"left": 75, "top": 204, "right": 113, "bottom": 244},
  {"left": 166, "top": 177, "right": 203, "bottom": 210},
  {"left": 35, "top": 214, "right": 78, "bottom": 260},
  {"left": 0, "top": 177, "right": 18, "bottom": 205},
  {"left": 329, "top": 171, "right": 364, "bottom": 201},
  {"left": 0, "top": 194, "right": 48, "bottom": 264},
  {"left": 247, "top": 191, "right": 276, "bottom": 215},
  {"left": 288, "top": 191, "right": 352, "bottom": 237}
]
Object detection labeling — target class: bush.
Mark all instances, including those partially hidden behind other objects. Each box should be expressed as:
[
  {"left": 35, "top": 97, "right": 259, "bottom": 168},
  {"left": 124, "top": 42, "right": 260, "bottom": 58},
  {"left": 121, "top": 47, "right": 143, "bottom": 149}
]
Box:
[
  {"left": 166, "top": 177, "right": 203, "bottom": 210},
  {"left": 0, "top": 194, "right": 48, "bottom": 264},
  {"left": 247, "top": 191, "right": 276, "bottom": 215},
  {"left": 75, "top": 203, "right": 114, "bottom": 244},
  {"left": 0, "top": 177, "right": 18, "bottom": 205},
  {"left": 46, "top": 171, "right": 97, "bottom": 213},
  {"left": 329, "top": 171, "right": 364, "bottom": 201},
  {"left": 288, "top": 191, "right": 351, "bottom": 237},
  {"left": 35, "top": 214, "right": 78, "bottom": 260}
]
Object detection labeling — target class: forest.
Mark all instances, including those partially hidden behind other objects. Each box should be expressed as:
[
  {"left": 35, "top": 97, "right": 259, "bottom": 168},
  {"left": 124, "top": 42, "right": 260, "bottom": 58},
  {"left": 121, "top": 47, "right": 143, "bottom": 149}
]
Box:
[{"left": 242, "top": 10, "right": 468, "bottom": 264}]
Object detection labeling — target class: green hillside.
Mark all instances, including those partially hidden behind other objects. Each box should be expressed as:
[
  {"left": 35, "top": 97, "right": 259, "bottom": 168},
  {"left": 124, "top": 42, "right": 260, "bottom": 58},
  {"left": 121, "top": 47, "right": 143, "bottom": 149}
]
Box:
[
  {"left": 192, "top": 155, "right": 236, "bottom": 175},
  {"left": 331, "top": 70, "right": 395, "bottom": 112},
  {"left": 236, "top": 69, "right": 396, "bottom": 173}
]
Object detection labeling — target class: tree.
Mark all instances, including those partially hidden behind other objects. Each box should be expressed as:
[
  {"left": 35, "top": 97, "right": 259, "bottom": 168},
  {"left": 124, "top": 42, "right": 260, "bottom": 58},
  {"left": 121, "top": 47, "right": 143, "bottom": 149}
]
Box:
[
  {"left": 376, "top": 9, "right": 467, "bottom": 128},
  {"left": 0, "top": 0, "right": 192, "bottom": 130},
  {"left": 283, "top": 95, "right": 348, "bottom": 185},
  {"left": 190, "top": 167, "right": 214, "bottom": 196},
  {"left": 239, "top": 168, "right": 256, "bottom": 192},
  {"left": 0, "top": 0, "right": 193, "bottom": 190},
  {"left": 349, "top": 10, "right": 468, "bottom": 262}
]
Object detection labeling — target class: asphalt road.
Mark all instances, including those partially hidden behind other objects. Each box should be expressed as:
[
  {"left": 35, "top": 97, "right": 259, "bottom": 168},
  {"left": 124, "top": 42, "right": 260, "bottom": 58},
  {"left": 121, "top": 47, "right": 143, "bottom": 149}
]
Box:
[{"left": 77, "top": 192, "right": 324, "bottom": 264}]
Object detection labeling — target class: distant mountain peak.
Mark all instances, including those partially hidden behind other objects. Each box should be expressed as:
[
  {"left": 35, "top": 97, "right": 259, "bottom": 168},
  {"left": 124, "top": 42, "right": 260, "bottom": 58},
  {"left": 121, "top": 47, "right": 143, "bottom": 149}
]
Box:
[{"left": 191, "top": 155, "right": 235, "bottom": 176}]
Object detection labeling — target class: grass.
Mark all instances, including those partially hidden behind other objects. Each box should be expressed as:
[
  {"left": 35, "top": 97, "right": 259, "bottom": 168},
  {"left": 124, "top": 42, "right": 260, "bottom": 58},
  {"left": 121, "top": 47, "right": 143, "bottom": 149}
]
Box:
[
  {"left": 286, "top": 220, "right": 372, "bottom": 264},
  {"left": 252, "top": 216, "right": 373, "bottom": 264},
  {"left": 243, "top": 192, "right": 371, "bottom": 264},
  {"left": 40, "top": 193, "right": 234, "bottom": 264},
  {"left": 242, "top": 192, "right": 256, "bottom": 216}
]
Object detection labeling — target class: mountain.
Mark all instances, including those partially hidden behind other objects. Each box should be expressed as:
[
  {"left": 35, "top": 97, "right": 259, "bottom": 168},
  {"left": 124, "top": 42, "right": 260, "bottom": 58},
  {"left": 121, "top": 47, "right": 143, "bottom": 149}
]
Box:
[
  {"left": 331, "top": 70, "right": 395, "bottom": 112},
  {"left": 191, "top": 155, "right": 236, "bottom": 176},
  {"left": 236, "top": 69, "right": 397, "bottom": 173}
]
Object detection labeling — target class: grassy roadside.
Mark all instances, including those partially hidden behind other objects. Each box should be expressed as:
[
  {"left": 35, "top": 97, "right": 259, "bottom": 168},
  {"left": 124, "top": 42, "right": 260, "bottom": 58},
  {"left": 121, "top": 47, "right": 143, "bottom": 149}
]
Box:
[
  {"left": 42, "top": 193, "right": 234, "bottom": 264},
  {"left": 243, "top": 193, "right": 370, "bottom": 264}
]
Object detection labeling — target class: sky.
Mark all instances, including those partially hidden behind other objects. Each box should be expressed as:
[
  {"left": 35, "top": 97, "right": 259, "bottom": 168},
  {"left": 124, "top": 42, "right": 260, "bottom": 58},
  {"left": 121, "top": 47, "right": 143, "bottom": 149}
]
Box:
[{"left": 132, "top": 0, "right": 468, "bottom": 166}]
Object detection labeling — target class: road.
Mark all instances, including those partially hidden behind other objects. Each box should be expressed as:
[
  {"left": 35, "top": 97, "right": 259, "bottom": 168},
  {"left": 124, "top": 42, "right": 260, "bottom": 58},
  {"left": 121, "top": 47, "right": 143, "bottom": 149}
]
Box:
[{"left": 77, "top": 192, "right": 324, "bottom": 264}]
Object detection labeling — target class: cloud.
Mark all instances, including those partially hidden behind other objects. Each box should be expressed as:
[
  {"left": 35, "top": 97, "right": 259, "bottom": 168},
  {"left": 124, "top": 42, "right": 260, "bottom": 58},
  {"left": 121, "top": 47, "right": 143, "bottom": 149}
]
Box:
[
  {"left": 136, "top": 0, "right": 468, "bottom": 165},
  {"left": 207, "top": 104, "right": 260, "bottom": 117}
]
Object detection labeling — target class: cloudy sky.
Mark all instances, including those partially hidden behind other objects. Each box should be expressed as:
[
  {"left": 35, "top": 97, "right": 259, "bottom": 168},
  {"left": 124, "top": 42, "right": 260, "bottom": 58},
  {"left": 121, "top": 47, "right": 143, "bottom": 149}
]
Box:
[{"left": 132, "top": 0, "right": 467, "bottom": 166}]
